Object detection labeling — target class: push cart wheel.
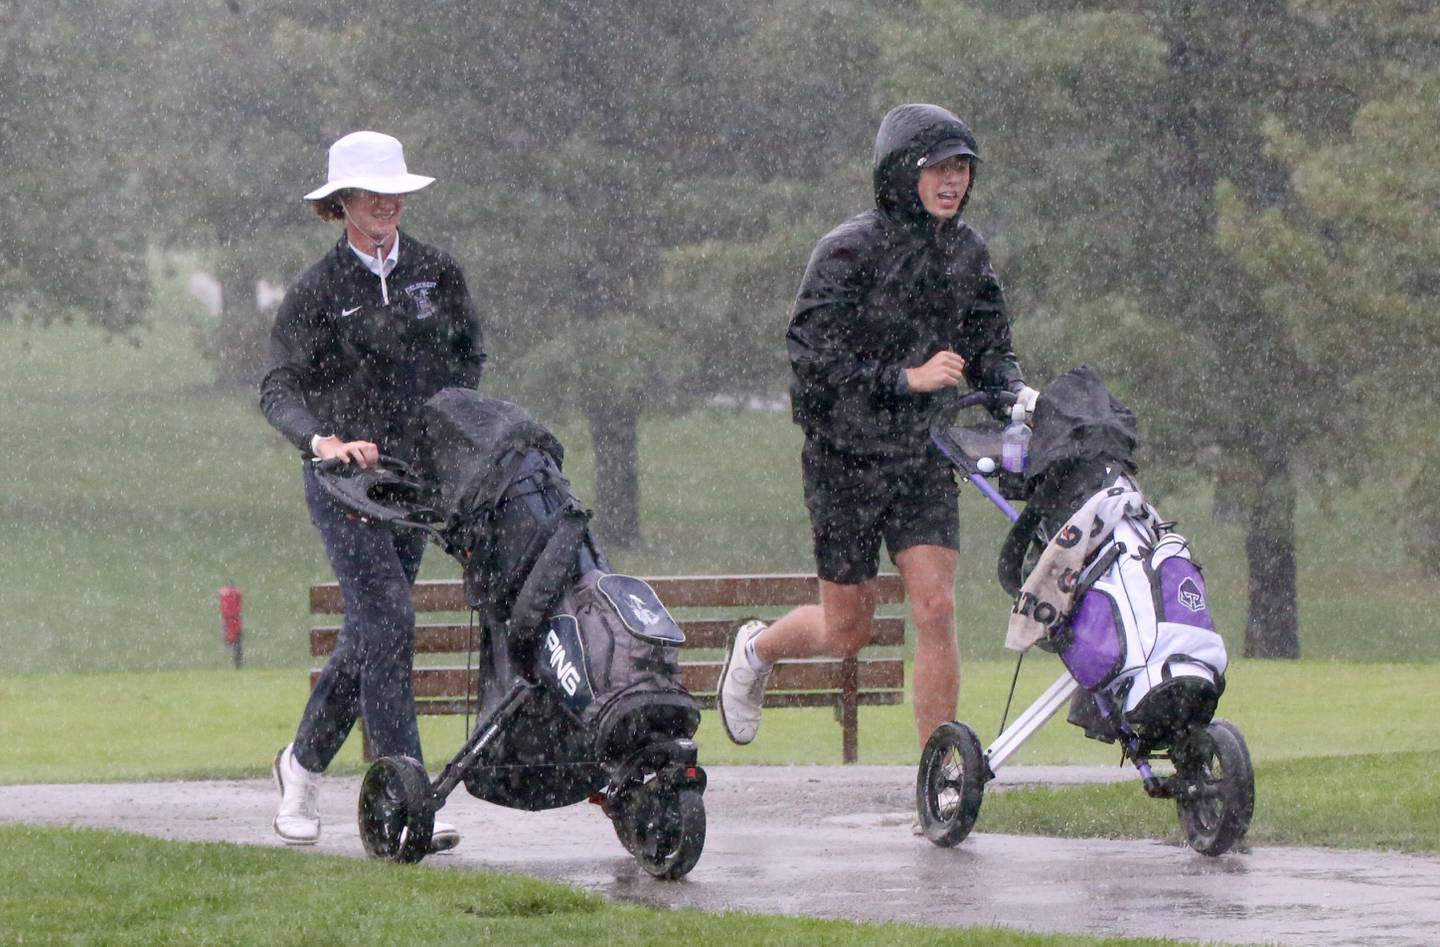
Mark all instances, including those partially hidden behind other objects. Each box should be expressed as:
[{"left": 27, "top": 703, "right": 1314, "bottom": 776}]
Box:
[
  {"left": 1174, "top": 719, "right": 1254, "bottom": 856},
  {"left": 616, "top": 783, "right": 706, "bottom": 880},
  {"left": 916, "top": 721, "right": 987, "bottom": 848},
  {"left": 358, "top": 755, "right": 434, "bottom": 864}
]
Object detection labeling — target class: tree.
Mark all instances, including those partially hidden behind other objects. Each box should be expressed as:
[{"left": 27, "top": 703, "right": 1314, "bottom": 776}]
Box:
[
  {"left": 367, "top": 1, "right": 780, "bottom": 548},
  {"left": 1214, "top": 34, "right": 1440, "bottom": 570},
  {"left": 2, "top": 1, "right": 153, "bottom": 333},
  {"left": 138, "top": 2, "right": 369, "bottom": 386}
]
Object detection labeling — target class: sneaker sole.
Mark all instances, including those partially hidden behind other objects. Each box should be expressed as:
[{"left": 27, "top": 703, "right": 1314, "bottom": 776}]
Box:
[
  {"left": 717, "top": 628, "right": 757, "bottom": 745},
  {"left": 429, "top": 829, "right": 461, "bottom": 854}
]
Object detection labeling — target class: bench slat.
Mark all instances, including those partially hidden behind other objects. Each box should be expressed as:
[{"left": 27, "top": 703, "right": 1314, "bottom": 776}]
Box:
[
  {"left": 691, "top": 691, "right": 904, "bottom": 710},
  {"left": 680, "top": 659, "right": 904, "bottom": 694},
  {"left": 419, "top": 693, "right": 905, "bottom": 714},
  {"left": 310, "top": 615, "right": 905, "bottom": 656},
  {"left": 309, "top": 573, "right": 907, "bottom": 615},
  {"left": 310, "top": 623, "right": 481, "bottom": 656},
  {"left": 312, "top": 660, "right": 905, "bottom": 701}
]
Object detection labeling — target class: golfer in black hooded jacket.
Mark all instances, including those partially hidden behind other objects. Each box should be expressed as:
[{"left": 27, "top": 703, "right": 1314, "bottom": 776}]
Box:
[{"left": 718, "top": 104, "right": 1036, "bottom": 765}]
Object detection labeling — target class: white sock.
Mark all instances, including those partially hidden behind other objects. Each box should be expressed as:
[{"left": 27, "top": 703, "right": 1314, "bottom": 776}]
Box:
[{"left": 744, "top": 636, "right": 771, "bottom": 672}]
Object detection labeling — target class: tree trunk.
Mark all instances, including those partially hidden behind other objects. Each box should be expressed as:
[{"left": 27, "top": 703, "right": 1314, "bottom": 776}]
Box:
[
  {"left": 210, "top": 253, "right": 271, "bottom": 389},
  {"left": 1241, "top": 450, "right": 1300, "bottom": 659},
  {"left": 586, "top": 400, "right": 642, "bottom": 550}
]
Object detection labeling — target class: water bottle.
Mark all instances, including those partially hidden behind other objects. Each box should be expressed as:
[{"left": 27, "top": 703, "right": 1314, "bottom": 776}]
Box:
[{"left": 1001, "top": 403, "right": 1030, "bottom": 473}]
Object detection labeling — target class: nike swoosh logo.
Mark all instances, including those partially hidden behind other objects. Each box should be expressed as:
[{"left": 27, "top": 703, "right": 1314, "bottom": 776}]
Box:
[{"left": 340, "top": 306, "right": 361, "bottom": 317}]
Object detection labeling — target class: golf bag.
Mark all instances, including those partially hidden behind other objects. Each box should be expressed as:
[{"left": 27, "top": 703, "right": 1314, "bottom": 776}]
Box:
[
  {"left": 1000, "top": 367, "right": 1228, "bottom": 747},
  {"left": 420, "top": 389, "right": 700, "bottom": 809}
]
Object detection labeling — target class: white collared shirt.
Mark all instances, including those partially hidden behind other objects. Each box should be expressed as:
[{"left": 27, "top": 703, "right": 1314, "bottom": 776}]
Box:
[
  {"left": 348, "top": 237, "right": 399, "bottom": 277},
  {"left": 348, "top": 237, "right": 399, "bottom": 305}
]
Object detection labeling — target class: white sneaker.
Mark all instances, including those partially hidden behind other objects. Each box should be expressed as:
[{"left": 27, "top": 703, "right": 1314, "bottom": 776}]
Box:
[
  {"left": 272, "top": 743, "right": 321, "bottom": 845},
  {"left": 430, "top": 820, "right": 461, "bottom": 854},
  {"left": 717, "top": 620, "right": 772, "bottom": 745}
]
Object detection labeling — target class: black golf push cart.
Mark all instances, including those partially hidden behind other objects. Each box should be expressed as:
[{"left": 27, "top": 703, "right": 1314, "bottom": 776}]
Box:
[{"left": 315, "top": 390, "right": 707, "bottom": 879}]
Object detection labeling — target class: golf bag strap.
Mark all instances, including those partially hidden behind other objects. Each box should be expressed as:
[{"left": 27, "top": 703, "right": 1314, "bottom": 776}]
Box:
[
  {"left": 1072, "top": 541, "right": 1125, "bottom": 601},
  {"left": 504, "top": 504, "right": 591, "bottom": 646},
  {"left": 998, "top": 502, "right": 1046, "bottom": 598}
]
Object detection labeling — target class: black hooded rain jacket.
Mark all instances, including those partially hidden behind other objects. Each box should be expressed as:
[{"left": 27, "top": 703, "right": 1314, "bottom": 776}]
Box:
[{"left": 787, "top": 104, "right": 1025, "bottom": 457}]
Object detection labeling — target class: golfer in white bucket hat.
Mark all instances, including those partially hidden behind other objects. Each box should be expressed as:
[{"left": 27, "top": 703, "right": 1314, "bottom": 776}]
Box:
[{"left": 261, "top": 131, "right": 485, "bottom": 853}]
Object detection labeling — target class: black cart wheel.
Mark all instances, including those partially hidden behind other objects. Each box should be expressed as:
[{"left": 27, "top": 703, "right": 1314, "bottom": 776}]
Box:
[
  {"left": 358, "top": 755, "right": 434, "bottom": 864},
  {"left": 1174, "top": 719, "right": 1254, "bottom": 856},
  {"left": 616, "top": 784, "right": 706, "bottom": 880},
  {"left": 916, "top": 721, "right": 987, "bottom": 847}
]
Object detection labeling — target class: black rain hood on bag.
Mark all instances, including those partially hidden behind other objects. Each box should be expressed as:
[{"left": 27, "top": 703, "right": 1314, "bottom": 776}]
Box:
[
  {"left": 873, "top": 103, "right": 981, "bottom": 226},
  {"left": 423, "top": 388, "right": 566, "bottom": 518},
  {"left": 995, "top": 365, "right": 1140, "bottom": 598},
  {"left": 1025, "top": 365, "right": 1139, "bottom": 489}
]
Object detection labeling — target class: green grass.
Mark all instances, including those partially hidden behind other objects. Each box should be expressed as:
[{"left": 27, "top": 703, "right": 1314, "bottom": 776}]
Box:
[
  {"left": 3, "top": 660, "right": 1436, "bottom": 854},
  {"left": 3, "top": 318, "right": 1439, "bottom": 676},
  {"left": 5, "top": 661, "right": 1436, "bottom": 784},
  {"left": 0, "top": 825, "right": 1172, "bottom": 947},
  {"left": 982, "top": 751, "right": 1440, "bottom": 854}
]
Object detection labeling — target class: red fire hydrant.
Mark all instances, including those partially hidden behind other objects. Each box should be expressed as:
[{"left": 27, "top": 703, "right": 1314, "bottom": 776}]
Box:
[{"left": 219, "top": 585, "right": 244, "bottom": 669}]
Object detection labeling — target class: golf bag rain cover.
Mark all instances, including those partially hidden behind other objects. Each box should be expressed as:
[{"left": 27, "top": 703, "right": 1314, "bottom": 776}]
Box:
[
  {"left": 423, "top": 389, "right": 585, "bottom": 628},
  {"left": 1061, "top": 519, "right": 1228, "bottom": 731},
  {"left": 420, "top": 390, "right": 699, "bottom": 805}
]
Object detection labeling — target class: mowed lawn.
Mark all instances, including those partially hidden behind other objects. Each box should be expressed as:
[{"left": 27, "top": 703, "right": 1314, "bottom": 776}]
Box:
[
  {"left": 3, "top": 314, "right": 1438, "bottom": 945},
  {"left": 4, "top": 318, "right": 1439, "bottom": 677}
]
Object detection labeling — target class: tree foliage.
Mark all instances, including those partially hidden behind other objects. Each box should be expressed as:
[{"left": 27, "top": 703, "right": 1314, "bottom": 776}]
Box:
[{"left": 10, "top": 0, "right": 1438, "bottom": 589}]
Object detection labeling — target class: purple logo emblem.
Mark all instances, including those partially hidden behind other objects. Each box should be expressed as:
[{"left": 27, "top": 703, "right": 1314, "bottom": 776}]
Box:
[{"left": 1177, "top": 576, "right": 1205, "bottom": 612}]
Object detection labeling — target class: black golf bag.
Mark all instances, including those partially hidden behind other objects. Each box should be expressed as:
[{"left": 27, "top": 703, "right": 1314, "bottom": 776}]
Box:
[
  {"left": 419, "top": 389, "right": 700, "bottom": 809},
  {"left": 314, "top": 390, "right": 707, "bottom": 877}
]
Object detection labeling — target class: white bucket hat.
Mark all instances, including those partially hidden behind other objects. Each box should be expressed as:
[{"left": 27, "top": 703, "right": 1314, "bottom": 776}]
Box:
[{"left": 302, "top": 131, "right": 435, "bottom": 201}]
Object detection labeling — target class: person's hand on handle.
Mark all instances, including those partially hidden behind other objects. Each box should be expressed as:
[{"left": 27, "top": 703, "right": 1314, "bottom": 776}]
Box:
[
  {"left": 1012, "top": 385, "right": 1040, "bottom": 422},
  {"left": 314, "top": 436, "right": 380, "bottom": 469},
  {"left": 905, "top": 351, "right": 968, "bottom": 393}
]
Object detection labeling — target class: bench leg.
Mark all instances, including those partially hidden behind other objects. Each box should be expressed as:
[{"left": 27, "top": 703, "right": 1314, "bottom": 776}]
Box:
[{"left": 840, "top": 656, "right": 859, "bottom": 764}]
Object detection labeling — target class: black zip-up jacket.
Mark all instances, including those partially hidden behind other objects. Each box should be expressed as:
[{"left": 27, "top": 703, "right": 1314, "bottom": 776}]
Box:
[
  {"left": 788, "top": 104, "right": 1025, "bottom": 457},
  {"left": 259, "top": 231, "right": 486, "bottom": 465}
]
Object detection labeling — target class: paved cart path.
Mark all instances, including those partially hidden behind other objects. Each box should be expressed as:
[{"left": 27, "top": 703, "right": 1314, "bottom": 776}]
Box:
[{"left": 2, "top": 765, "right": 1437, "bottom": 946}]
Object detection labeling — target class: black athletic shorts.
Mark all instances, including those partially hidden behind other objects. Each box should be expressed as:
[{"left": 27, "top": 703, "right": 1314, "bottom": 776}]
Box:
[{"left": 801, "top": 438, "right": 959, "bottom": 585}]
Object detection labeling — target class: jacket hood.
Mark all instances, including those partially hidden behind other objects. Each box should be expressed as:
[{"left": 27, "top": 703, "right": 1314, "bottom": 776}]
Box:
[{"left": 872, "top": 104, "right": 980, "bottom": 224}]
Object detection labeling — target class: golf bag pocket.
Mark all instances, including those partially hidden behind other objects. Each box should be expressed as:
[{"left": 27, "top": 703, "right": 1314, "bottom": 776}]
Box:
[
  {"left": 553, "top": 571, "right": 700, "bottom": 759},
  {"left": 597, "top": 574, "right": 685, "bottom": 646},
  {"left": 1055, "top": 521, "right": 1228, "bottom": 729},
  {"left": 539, "top": 614, "right": 597, "bottom": 719},
  {"left": 1059, "top": 585, "right": 1127, "bottom": 690}
]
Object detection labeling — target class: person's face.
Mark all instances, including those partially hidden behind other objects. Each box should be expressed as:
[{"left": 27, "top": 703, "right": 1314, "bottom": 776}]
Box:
[
  {"left": 341, "top": 190, "right": 406, "bottom": 246},
  {"left": 917, "top": 156, "right": 973, "bottom": 220}
]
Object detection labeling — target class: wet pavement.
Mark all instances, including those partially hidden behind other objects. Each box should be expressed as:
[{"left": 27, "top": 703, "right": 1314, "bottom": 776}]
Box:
[{"left": 2, "top": 766, "right": 1438, "bottom": 946}]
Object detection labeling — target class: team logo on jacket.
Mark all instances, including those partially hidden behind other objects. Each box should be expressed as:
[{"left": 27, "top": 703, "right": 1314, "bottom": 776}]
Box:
[
  {"left": 404, "top": 281, "right": 437, "bottom": 319},
  {"left": 1177, "top": 576, "right": 1205, "bottom": 612}
]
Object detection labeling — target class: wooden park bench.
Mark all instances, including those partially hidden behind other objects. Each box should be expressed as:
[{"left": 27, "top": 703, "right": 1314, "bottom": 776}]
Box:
[{"left": 309, "top": 573, "right": 907, "bottom": 763}]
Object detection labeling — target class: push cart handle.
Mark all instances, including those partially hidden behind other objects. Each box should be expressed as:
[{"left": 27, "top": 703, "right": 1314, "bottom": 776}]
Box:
[
  {"left": 952, "top": 388, "right": 1019, "bottom": 413},
  {"left": 315, "top": 454, "right": 408, "bottom": 474}
]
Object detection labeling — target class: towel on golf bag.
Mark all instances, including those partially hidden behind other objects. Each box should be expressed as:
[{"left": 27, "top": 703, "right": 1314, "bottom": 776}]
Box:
[{"left": 1007, "top": 481, "right": 1156, "bottom": 651}]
